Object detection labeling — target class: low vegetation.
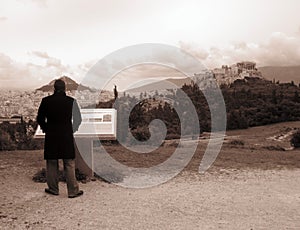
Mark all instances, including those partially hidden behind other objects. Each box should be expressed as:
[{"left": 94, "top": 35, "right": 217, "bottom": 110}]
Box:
[
  {"left": 113, "top": 77, "right": 300, "bottom": 143},
  {"left": 290, "top": 130, "right": 300, "bottom": 148},
  {"left": 1, "top": 77, "right": 300, "bottom": 150},
  {"left": 0, "top": 120, "right": 43, "bottom": 151}
]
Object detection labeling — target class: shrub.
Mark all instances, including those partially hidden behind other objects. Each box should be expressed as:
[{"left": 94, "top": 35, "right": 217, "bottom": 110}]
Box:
[
  {"left": 166, "top": 133, "right": 181, "bottom": 140},
  {"left": 0, "top": 130, "right": 16, "bottom": 150},
  {"left": 130, "top": 126, "right": 150, "bottom": 142},
  {"left": 229, "top": 139, "right": 245, "bottom": 146},
  {"left": 291, "top": 130, "right": 300, "bottom": 148},
  {"left": 32, "top": 168, "right": 88, "bottom": 183},
  {"left": 263, "top": 145, "right": 285, "bottom": 151}
]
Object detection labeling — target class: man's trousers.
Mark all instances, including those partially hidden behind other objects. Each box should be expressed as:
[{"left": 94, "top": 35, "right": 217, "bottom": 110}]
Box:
[{"left": 46, "top": 159, "right": 79, "bottom": 196}]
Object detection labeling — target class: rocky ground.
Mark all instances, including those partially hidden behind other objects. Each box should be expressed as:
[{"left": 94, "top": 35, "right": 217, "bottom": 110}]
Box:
[{"left": 1, "top": 121, "right": 300, "bottom": 229}]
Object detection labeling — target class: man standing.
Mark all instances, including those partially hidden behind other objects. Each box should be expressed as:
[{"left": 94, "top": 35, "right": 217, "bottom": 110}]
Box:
[{"left": 37, "top": 79, "right": 83, "bottom": 198}]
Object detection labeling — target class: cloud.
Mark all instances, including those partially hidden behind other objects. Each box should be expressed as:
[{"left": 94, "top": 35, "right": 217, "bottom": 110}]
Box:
[
  {"left": 179, "top": 41, "right": 209, "bottom": 60},
  {"left": 179, "top": 32, "right": 300, "bottom": 68},
  {"left": 0, "top": 53, "right": 30, "bottom": 81},
  {"left": 0, "top": 16, "right": 7, "bottom": 21},
  {"left": 18, "top": 0, "right": 47, "bottom": 7},
  {"left": 46, "top": 57, "right": 65, "bottom": 69},
  {"left": 78, "top": 59, "right": 98, "bottom": 72},
  {"left": 258, "top": 32, "right": 300, "bottom": 66},
  {"left": 31, "top": 51, "right": 49, "bottom": 59},
  {"left": 0, "top": 52, "right": 76, "bottom": 89},
  {"left": 2, "top": 30, "right": 300, "bottom": 90},
  {"left": 30, "top": 50, "right": 68, "bottom": 71},
  {"left": 31, "top": 0, "right": 47, "bottom": 7}
]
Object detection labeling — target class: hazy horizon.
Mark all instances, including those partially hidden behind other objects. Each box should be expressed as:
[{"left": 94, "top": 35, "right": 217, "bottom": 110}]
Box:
[
  {"left": 1, "top": 0, "right": 300, "bottom": 90},
  {"left": 1, "top": 63, "right": 300, "bottom": 91}
]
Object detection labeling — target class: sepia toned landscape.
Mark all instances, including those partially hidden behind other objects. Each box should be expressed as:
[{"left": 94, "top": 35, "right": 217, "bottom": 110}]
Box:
[
  {"left": 1, "top": 121, "right": 300, "bottom": 229},
  {"left": 1, "top": 0, "right": 300, "bottom": 229}
]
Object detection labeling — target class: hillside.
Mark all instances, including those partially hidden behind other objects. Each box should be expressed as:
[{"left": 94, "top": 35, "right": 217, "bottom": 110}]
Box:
[
  {"left": 258, "top": 65, "right": 300, "bottom": 85},
  {"left": 125, "top": 65, "right": 300, "bottom": 94},
  {"left": 126, "top": 77, "right": 191, "bottom": 93},
  {"left": 36, "top": 76, "right": 91, "bottom": 92},
  {"left": 110, "top": 76, "right": 300, "bottom": 144}
]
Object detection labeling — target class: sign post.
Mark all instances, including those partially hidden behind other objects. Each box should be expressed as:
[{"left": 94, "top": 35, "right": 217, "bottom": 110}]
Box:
[
  {"left": 74, "top": 138, "right": 94, "bottom": 178},
  {"left": 34, "top": 108, "right": 117, "bottom": 178}
]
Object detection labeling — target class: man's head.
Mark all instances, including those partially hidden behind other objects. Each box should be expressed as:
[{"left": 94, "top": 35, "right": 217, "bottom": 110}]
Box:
[{"left": 54, "top": 79, "right": 66, "bottom": 92}]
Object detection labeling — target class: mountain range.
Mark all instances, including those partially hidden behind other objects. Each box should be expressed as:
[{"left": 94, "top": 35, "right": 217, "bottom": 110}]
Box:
[
  {"left": 258, "top": 66, "right": 300, "bottom": 85},
  {"left": 126, "top": 65, "right": 300, "bottom": 93},
  {"left": 36, "top": 66, "right": 300, "bottom": 93},
  {"left": 125, "top": 78, "right": 192, "bottom": 93}
]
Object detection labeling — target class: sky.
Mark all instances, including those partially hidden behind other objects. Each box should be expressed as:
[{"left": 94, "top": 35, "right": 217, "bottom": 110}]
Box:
[{"left": 0, "top": 0, "right": 300, "bottom": 90}]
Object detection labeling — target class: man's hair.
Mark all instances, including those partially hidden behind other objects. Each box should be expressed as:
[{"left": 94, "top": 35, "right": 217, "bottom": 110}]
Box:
[{"left": 54, "top": 79, "right": 66, "bottom": 92}]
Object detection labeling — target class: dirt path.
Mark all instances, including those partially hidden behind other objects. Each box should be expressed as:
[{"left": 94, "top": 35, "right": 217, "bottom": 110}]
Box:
[{"left": 0, "top": 151, "right": 300, "bottom": 229}]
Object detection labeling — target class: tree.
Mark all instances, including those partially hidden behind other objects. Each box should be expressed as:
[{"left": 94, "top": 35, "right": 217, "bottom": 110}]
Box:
[
  {"left": 293, "top": 91, "right": 300, "bottom": 103},
  {"left": 113, "top": 85, "right": 118, "bottom": 100},
  {"left": 271, "top": 89, "right": 277, "bottom": 104}
]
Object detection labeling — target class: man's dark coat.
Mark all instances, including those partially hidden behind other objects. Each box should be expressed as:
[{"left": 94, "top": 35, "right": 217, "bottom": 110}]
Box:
[{"left": 37, "top": 91, "right": 82, "bottom": 159}]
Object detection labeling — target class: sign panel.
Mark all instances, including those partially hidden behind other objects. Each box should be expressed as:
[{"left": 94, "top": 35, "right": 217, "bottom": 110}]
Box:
[{"left": 34, "top": 108, "right": 117, "bottom": 140}]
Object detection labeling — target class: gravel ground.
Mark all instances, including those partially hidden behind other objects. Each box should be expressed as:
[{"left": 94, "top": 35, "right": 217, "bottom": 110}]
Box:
[
  {"left": 0, "top": 151, "right": 300, "bottom": 230},
  {"left": 1, "top": 122, "right": 300, "bottom": 229}
]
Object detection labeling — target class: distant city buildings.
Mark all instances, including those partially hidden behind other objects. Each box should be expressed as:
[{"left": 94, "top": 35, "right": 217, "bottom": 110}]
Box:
[
  {"left": 0, "top": 89, "right": 113, "bottom": 122},
  {"left": 0, "top": 116, "right": 22, "bottom": 124},
  {"left": 0, "top": 62, "right": 262, "bottom": 121},
  {"left": 0, "top": 90, "right": 48, "bottom": 122}
]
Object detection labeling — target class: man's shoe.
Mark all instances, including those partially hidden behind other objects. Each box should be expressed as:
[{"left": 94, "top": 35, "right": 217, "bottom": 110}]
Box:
[
  {"left": 45, "top": 188, "right": 59, "bottom": 196},
  {"left": 68, "top": 190, "right": 83, "bottom": 198}
]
